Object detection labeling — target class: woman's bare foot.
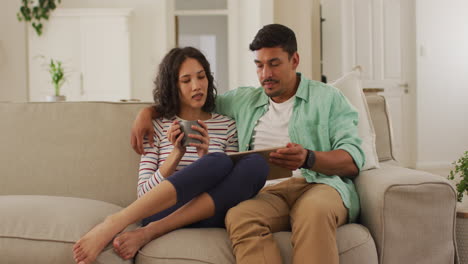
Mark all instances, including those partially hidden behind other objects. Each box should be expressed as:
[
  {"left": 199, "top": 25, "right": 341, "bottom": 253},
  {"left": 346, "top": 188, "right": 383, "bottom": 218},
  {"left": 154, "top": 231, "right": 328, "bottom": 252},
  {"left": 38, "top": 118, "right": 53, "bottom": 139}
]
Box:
[
  {"left": 73, "top": 216, "right": 126, "bottom": 264},
  {"left": 113, "top": 227, "right": 155, "bottom": 260}
]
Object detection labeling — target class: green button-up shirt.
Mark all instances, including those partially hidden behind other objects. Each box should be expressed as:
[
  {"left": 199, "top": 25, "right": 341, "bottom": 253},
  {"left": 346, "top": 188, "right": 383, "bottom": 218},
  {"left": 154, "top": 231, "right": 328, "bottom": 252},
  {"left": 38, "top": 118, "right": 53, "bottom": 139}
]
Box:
[{"left": 214, "top": 73, "right": 365, "bottom": 222}]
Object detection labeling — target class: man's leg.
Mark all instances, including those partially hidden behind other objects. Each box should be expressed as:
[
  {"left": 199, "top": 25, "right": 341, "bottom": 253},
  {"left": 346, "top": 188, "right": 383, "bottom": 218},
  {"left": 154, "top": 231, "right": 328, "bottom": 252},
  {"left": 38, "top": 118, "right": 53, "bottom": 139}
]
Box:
[
  {"left": 289, "top": 183, "right": 348, "bottom": 264},
  {"left": 225, "top": 180, "right": 292, "bottom": 264}
]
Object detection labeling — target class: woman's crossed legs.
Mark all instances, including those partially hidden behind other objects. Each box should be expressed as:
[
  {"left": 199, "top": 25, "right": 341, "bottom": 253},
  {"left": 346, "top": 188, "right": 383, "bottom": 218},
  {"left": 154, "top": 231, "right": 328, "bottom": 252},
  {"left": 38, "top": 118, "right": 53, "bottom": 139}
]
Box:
[{"left": 73, "top": 153, "right": 267, "bottom": 264}]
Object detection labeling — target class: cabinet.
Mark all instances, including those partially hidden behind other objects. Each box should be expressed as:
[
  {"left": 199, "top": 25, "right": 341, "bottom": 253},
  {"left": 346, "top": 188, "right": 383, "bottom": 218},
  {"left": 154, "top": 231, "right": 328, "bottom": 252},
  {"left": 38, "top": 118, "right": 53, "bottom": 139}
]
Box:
[{"left": 28, "top": 8, "right": 132, "bottom": 102}]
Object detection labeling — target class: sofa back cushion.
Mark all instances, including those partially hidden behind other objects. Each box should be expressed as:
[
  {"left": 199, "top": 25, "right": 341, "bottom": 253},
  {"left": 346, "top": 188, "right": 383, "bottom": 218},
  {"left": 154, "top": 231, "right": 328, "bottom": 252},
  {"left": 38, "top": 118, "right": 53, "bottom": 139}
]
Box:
[
  {"left": 0, "top": 102, "right": 151, "bottom": 207},
  {"left": 330, "top": 68, "right": 380, "bottom": 170},
  {"left": 364, "top": 95, "right": 395, "bottom": 162},
  {"left": 0, "top": 96, "right": 395, "bottom": 206}
]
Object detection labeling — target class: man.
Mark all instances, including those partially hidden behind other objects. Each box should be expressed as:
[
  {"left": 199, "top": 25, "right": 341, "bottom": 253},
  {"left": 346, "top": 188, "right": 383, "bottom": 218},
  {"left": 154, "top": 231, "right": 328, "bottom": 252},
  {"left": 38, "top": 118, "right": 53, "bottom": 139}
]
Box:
[{"left": 131, "top": 24, "right": 364, "bottom": 264}]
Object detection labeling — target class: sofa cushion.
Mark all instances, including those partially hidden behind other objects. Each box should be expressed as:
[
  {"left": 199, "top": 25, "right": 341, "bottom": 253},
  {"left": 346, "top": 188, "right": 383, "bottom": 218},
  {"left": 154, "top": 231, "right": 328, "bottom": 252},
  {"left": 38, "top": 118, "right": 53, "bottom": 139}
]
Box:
[
  {"left": 134, "top": 223, "right": 377, "bottom": 264},
  {"left": 0, "top": 195, "right": 137, "bottom": 264},
  {"left": 330, "top": 67, "right": 380, "bottom": 170},
  {"left": 365, "top": 95, "right": 395, "bottom": 162},
  {"left": 0, "top": 102, "right": 152, "bottom": 208}
]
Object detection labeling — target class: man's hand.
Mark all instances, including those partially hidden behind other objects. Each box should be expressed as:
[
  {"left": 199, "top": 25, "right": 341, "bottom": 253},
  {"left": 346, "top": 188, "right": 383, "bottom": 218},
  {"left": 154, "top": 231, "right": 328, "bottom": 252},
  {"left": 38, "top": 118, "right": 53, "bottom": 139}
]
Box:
[
  {"left": 131, "top": 107, "right": 155, "bottom": 155},
  {"left": 269, "top": 142, "right": 308, "bottom": 170},
  {"left": 270, "top": 144, "right": 359, "bottom": 178}
]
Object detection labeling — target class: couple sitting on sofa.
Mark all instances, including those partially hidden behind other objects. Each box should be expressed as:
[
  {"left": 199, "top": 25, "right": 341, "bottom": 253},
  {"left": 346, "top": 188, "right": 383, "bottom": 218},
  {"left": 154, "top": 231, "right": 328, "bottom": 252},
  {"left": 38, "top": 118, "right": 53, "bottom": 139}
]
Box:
[{"left": 73, "top": 24, "right": 365, "bottom": 264}]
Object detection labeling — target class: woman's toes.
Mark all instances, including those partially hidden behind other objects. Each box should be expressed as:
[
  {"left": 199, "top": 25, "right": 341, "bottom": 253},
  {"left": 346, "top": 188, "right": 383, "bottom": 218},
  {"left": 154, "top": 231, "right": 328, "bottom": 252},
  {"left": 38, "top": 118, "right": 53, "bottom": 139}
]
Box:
[
  {"left": 74, "top": 249, "right": 86, "bottom": 262},
  {"left": 118, "top": 246, "right": 129, "bottom": 258},
  {"left": 74, "top": 250, "right": 86, "bottom": 262},
  {"left": 73, "top": 246, "right": 81, "bottom": 256},
  {"left": 73, "top": 240, "right": 83, "bottom": 251},
  {"left": 124, "top": 252, "right": 134, "bottom": 260},
  {"left": 113, "top": 238, "right": 121, "bottom": 249}
]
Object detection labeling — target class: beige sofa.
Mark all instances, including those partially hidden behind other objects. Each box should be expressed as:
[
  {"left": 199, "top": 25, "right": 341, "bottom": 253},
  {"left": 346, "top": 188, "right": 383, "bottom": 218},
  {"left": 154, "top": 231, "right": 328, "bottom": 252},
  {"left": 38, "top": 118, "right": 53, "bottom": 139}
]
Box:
[{"left": 0, "top": 94, "right": 458, "bottom": 264}]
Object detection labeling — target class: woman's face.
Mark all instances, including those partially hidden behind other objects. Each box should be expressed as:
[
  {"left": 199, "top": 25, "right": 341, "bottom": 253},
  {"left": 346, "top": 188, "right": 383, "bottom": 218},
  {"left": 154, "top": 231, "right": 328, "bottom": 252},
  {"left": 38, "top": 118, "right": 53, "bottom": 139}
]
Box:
[{"left": 178, "top": 58, "right": 209, "bottom": 111}]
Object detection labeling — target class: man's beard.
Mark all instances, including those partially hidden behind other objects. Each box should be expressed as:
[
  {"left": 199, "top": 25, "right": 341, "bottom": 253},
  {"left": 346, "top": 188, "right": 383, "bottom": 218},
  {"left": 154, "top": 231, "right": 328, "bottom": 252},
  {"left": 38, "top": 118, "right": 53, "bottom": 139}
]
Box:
[
  {"left": 262, "top": 78, "right": 282, "bottom": 97},
  {"left": 265, "top": 88, "right": 284, "bottom": 98}
]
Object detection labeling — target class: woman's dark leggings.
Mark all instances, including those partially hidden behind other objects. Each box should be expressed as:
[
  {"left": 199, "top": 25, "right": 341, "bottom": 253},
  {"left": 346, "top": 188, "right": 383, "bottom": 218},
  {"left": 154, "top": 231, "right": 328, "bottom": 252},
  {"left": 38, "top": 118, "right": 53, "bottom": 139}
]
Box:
[{"left": 141, "top": 152, "right": 268, "bottom": 228}]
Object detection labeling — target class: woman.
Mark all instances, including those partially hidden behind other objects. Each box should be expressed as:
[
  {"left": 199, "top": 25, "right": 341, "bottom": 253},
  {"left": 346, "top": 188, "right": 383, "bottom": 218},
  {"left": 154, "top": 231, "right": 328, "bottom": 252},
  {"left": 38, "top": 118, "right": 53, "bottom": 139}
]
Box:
[{"left": 72, "top": 47, "right": 268, "bottom": 264}]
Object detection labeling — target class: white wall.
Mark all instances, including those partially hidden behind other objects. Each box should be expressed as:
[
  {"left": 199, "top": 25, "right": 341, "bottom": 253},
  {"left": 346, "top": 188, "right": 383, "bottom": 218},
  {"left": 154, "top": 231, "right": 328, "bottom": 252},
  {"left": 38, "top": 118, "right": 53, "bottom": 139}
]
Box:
[
  {"left": 0, "top": 1, "right": 28, "bottom": 102},
  {"left": 178, "top": 16, "right": 229, "bottom": 94},
  {"left": 274, "top": 0, "right": 321, "bottom": 81},
  {"left": 1, "top": 0, "right": 171, "bottom": 103},
  {"left": 321, "top": 0, "right": 343, "bottom": 82},
  {"left": 59, "top": 0, "right": 171, "bottom": 102},
  {"left": 416, "top": 0, "right": 468, "bottom": 168},
  {"left": 236, "top": 0, "right": 273, "bottom": 87},
  {"left": 323, "top": 0, "right": 468, "bottom": 170},
  {"left": 1, "top": 0, "right": 275, "bottom": 100}
]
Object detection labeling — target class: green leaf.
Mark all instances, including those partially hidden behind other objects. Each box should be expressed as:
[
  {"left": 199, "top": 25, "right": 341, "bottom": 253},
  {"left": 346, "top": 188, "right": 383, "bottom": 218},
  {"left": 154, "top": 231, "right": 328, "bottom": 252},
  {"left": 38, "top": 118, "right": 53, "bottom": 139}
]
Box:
[
  {"left": 449, "top": 151, "right": 468, "bottom": 202},
  {"left": 18, "top": 0, "right": 61, "bottom": 37}
]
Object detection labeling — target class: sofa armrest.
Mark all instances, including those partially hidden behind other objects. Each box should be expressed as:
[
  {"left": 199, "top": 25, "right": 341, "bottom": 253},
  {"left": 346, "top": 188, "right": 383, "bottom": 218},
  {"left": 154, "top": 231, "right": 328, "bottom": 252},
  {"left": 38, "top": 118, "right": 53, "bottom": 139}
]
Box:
[{"left": 355, "top": 162, "right": 457, "bottom": 264}]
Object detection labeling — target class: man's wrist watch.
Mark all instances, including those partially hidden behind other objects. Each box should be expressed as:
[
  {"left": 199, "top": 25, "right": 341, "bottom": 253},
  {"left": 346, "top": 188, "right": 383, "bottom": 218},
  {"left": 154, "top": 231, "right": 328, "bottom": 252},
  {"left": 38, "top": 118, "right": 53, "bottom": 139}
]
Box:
[{"left": 301, "top": 149, "right": 316, "bottom": 169}]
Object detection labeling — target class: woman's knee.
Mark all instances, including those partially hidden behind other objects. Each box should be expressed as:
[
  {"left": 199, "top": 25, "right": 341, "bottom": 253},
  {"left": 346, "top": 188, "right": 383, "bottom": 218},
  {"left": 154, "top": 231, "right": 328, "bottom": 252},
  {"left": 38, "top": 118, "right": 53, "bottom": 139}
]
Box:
[
  {"left": 241, "top": 153, "right": 266, "bottom": 166},
  {"left": 198, "top": 152, "right": 233, "bottom": 172},
  {"left": 236, "top": 153, "right": 268, "bottom": 186}
]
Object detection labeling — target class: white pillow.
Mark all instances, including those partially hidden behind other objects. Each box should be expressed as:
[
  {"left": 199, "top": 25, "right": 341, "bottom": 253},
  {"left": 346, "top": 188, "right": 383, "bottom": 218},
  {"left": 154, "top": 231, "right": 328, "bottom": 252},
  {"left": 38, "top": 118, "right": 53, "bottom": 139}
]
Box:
[{"left": 330, "top": 67, "right": 380, "bottom": 170}]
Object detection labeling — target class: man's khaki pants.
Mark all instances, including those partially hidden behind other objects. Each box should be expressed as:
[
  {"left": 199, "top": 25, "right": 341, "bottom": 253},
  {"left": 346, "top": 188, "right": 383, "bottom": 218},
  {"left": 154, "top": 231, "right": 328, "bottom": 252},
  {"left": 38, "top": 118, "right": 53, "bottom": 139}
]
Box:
[{"left": 225, "top": 177, "right": 348, "bottom": 264}]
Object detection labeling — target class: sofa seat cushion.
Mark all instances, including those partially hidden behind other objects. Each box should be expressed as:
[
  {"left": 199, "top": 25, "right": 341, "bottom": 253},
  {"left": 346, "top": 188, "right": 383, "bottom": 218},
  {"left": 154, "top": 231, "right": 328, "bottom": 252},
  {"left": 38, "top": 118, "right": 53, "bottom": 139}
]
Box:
[
  {"left": 0, "top": 195, "right": 136, "bottom": 264},
  {"left": 135, "top": 223, "right": 377, "bottom": 264}
]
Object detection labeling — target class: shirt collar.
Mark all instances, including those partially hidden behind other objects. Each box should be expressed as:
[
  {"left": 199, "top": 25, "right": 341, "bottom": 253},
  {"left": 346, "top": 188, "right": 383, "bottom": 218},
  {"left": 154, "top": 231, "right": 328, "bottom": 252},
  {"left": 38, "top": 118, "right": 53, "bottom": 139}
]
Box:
[
  {"left": 254, "top": 72, "right": 308, "bottom": 108},
  {"left": 294, "top": 73, "right": 309, "bottom": 102}
]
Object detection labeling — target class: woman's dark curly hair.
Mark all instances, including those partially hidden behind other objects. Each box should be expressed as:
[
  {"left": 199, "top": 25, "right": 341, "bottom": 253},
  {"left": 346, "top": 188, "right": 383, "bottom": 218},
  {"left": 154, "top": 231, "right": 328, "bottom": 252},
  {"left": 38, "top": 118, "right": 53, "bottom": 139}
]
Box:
[{"left": 152, "top": 47, "right": 217, "bottom": 119}]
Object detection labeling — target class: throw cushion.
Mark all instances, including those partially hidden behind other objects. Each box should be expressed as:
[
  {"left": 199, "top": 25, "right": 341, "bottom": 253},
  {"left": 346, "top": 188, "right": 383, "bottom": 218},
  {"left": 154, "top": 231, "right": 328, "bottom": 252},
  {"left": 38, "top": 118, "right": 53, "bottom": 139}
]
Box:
[
  {"left": 0, "top": 195, "right": 137, "bottom": 264},
  {"left": 330, "top": 67, "right": 380, "bottom": 170}
]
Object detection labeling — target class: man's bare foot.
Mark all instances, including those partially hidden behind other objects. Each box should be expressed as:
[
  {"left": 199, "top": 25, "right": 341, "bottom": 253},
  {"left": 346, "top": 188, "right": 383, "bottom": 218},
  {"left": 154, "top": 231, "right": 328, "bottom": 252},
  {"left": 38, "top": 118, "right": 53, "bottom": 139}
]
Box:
[
  {"left": 73, "top": 216, "right": 126, "bottom": 264},
  {"left": 113, "top": 227, "right": 154, "bottom": 260}
]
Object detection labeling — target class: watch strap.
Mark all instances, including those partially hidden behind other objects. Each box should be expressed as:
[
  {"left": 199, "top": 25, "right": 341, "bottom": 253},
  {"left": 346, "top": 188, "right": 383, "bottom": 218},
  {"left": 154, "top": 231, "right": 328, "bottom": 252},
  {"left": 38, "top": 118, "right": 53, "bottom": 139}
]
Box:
[{"left": 301, "top": 149, "right": 316, "bottom": 169}]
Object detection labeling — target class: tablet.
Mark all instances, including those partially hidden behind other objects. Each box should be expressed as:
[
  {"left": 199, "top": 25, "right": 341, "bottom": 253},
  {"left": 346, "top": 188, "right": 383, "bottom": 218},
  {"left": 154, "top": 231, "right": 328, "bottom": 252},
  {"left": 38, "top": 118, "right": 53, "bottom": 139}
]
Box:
[{"left": 227, "top": 146, "right": 293, "bottom": 180}]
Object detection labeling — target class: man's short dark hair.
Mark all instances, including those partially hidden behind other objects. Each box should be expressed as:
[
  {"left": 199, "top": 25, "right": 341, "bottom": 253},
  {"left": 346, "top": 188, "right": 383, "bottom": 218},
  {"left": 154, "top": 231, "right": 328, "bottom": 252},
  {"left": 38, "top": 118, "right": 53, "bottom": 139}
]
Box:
[
  {"left": 152, "top": 47, "right": 217, "bottom": 119},
  {"left": 249, "top": 24, "right": 297, "bottom": 58}
]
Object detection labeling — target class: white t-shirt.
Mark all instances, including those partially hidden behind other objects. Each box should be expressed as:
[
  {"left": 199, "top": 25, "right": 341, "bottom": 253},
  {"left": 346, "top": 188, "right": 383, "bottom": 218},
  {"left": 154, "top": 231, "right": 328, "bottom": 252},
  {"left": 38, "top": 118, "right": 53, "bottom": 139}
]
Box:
[{"left": 251, "top": 96, "right": 301, "bottom": 186}]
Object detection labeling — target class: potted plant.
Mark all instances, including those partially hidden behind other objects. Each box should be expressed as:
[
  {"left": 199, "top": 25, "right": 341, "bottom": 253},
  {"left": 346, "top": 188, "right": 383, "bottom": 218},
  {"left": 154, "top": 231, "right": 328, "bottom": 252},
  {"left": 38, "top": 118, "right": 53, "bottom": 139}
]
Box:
[
  {"left": 448, "top": 151, "right": 468, "bottom": 202},
  {"left": 46, "top": 58, "right": 66, "bottom": 102}
]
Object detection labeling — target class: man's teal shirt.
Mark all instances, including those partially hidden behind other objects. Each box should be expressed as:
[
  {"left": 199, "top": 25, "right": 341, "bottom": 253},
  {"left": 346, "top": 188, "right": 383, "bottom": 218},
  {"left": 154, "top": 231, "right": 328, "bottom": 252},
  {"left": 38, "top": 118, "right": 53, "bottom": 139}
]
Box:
[{"left": 214, "top": 73, "right": 365, "bottom": 222}]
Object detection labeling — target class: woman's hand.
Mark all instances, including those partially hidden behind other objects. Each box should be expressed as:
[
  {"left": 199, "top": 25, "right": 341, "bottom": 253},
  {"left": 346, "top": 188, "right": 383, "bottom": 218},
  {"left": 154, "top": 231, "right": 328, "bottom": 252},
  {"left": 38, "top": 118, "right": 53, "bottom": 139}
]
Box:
[
  {"left": 189, "top": 120, "right": 210, "bottom": 157},
  {"left": 167, "top": 120, "right": 186, "bottom": 155}
]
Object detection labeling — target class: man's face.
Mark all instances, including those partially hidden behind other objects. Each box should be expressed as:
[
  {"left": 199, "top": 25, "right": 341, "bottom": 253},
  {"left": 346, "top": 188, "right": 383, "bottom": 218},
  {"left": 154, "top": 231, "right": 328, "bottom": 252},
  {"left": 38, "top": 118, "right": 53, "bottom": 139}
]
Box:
[{"left": 254, "top": 47, "right": 299, "bottom": 102}]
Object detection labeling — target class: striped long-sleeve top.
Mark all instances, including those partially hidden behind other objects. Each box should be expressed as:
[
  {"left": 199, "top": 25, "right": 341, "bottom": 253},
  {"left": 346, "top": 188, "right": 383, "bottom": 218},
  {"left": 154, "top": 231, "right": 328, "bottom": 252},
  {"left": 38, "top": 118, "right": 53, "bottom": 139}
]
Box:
[{"left": 137, "top": 113, "right": 238, "bottom": 198}]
